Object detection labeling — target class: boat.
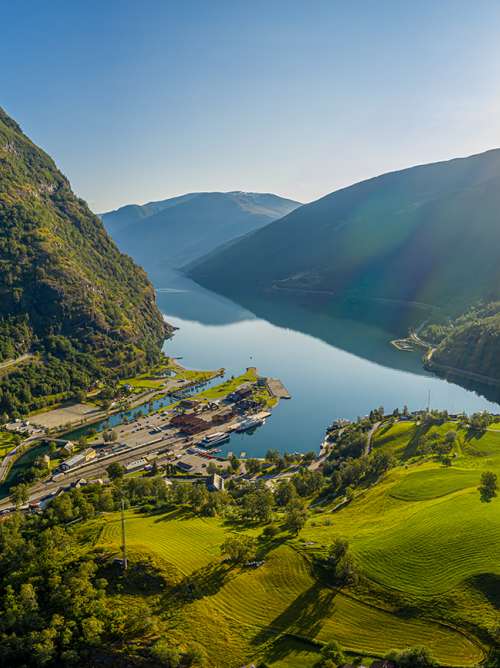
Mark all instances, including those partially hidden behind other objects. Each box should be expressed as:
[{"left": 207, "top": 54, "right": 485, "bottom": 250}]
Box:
[
  {"left": 235, "top": 417, "right": 265, "bottom": 433},
  {"left": 200, "top": 432, "right": 230, "bottom": 447}
]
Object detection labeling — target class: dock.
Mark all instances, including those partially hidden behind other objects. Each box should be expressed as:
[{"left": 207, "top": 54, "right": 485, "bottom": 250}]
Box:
[{"left": 266, "top": 377, "right": 291, "bottom": 399}]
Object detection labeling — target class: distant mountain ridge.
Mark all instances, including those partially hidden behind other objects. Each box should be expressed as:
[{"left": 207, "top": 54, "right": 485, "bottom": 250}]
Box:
[
  {"left": 188, "top": 149, "right": 500, "bottom": 386},
  {"left": 101, "top": 191, "right": 301, "bottom": 279}
]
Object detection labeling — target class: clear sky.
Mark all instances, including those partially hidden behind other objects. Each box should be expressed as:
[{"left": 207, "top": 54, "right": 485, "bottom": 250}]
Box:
[{"left": 1, "top": 0, "right": 500, "bottom": 212}]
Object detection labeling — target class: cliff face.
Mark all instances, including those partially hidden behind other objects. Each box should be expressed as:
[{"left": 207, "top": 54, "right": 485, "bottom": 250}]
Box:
[{"left": 0, "top": 107, "right": 169, "bottom": 415}]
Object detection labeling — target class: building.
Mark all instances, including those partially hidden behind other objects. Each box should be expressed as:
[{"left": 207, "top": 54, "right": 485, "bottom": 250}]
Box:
[
  {"left": 125, "top": 457, "right": 148, "bottom": 472},
  {"left": 61, "top": 448, "right": 96, "bottom": 471},
  {"left": 176, "top": 460, "right": 193, "bottom": 472},
  {"left": 63, "top": 441, "right": 75, "bottom": 453},
  {"left": 211, "top": 409, "right": 234, "bottom": 425},
  {"left": 170, "top": 413, "right": 211, "bottom": 435},
  {"left": 228, "top": 384, "right": 253, "bottom": 402},
  {"left": 178, "top": 398, "right": 200, "bottom": 412},
  {"left": 206, "top": 473, "right": 224, "bottom": 492}
]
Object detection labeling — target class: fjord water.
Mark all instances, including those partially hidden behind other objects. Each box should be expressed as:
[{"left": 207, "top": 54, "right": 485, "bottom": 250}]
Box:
[{"left": 156, "top": 271, "right": 499, "bottom": 457}]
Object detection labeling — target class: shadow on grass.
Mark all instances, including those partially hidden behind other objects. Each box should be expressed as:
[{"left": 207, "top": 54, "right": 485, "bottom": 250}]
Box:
[
  {"left": 152, "top": 506, "right": 195, "bottom": 522},
  {"left": 401, "top": 422, "right": 430, "bottom": 460},
  {"left": 252, "top": 582, "right": 336, "bottom": 647},
  {"left": 262, "top": 635, "right": 322, "bottom": 666},
  {"left": 161, "top": 561, "right": 232, "bottom": 610},
  {"left": 255, "top": 533, "right": 289, "bottom": 560},
  {"left": 470, "top": 573, "right": 500, "bottom": 609}
]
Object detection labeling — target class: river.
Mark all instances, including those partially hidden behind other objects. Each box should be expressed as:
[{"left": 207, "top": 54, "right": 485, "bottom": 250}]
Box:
[{"left": 153, "top": 270, "right": 499, "bottom": 457}]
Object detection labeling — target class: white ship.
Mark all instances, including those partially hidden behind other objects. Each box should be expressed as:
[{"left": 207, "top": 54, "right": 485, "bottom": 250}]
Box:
[
  {"left": 235, "top": 416, "right": 265, "bottom": 433},
  {"left": 200, "top": 431, "right": 230, "bottom": 447}
]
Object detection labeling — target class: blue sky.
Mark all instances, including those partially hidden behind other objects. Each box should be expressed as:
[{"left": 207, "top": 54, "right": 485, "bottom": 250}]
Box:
[{"left": 1, "top": 0, "right": 500, "bottom": 212}]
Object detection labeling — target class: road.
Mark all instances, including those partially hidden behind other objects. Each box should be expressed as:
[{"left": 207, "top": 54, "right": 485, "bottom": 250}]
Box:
[
  {"left": 364, "top": 421, "right": 381, "bottom": 456},
  {"left": 0, "top": 433, "right": 43, "bottom": 483},
  {"left": 0, "top": 353, "right": 34, "bottom": 372}
]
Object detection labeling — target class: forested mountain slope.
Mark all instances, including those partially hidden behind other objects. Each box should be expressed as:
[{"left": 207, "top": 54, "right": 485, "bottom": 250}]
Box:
[
  {"left": 0, "top": 107, "right": 168, "bottom": 416},
  {"left": 189, "top": 150, "right": 500, "bottom": 383},
  {"left": 102, "top": 191, "right": 301, "bottom": 277}
]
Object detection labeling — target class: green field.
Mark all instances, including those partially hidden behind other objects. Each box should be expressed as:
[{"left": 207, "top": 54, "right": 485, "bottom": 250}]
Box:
[
  {"left": 197, "top": 367, "right": 258, "bottom": 401},
  {"left": 70, "top": 419, "right": 500, "bottom": 666},
  {"left": 0, "top": 430, "right": 18, "bottom": 459},
  {"left": 119, "top": 358, "right": 219, "bottom": 391}
]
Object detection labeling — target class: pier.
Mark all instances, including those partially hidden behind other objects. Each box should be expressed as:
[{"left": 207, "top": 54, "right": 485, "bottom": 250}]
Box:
[{"left": 266, "top": 377, "right": 291, "bottom": 400}]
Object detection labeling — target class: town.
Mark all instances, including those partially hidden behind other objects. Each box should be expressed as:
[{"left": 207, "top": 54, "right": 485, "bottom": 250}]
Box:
[{"left": 0, "top": 366, "right": 292, "bottom": 513}]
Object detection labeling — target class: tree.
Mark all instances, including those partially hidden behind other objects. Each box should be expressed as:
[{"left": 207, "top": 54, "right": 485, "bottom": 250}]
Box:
[
  {"left": 274, "top": 479, "right": 297, "bottom": 507},
  {"left": 10, "top": 482, "right": 29, "bottom": 508},
  {"left": 479, "top": 471, "right": 498, "bottom": 502},
  {"left": 150, "top": 640, "right": 182, "bottom": 666},
  {"left": 245, "top": 458, "right": 261, "bottom": 476},
  {"left": 293, "top": 468, "right": 322, "bottom": 497},
  {"left": 207, "top": 461, "right": 218, "bottom": 475},
  {"left": 189, "top": 483, "right": 209, "bottom": 513},
  {"left": 386, "top": 646, "right": 438, "bottom": 667},
  {"left": 284, "top": 504, "right": 307, "bottom": 535},
  {"left": 220, "top": 535, "right": 256, "bottom": 564},
  {"left": 265, "top": 449, "right": 280, "bottom": 465},
  {"left": 229, "top": 456, "right": 240, "bottom": 473},
  {"left": 318, "top": 640, "right": 345, "bottom": 667},
  {"left": 245, "top": 488, "right": 274, "bottom": 523},
  {"left": 103, "top": 429, "right": 118, "bottom": 443},
  {"left": 324, "top": 538, "right": 358, "bottom": 585},
  {"left": 106, "top": 462, "right": 125, "bottom": 482},
  {"left": 444, "top": 430, "right": 457, "bottom": 444}
]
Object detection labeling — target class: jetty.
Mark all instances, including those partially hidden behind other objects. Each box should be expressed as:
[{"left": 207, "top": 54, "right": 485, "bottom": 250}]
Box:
[{"left": 266, "top": 377, "right": 291, "bottom": 400}]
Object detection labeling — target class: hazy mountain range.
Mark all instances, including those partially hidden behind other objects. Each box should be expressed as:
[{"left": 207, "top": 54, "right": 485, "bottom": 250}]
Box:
[{"left": 101, "top": 191, "right": 301, "bottom": 281}]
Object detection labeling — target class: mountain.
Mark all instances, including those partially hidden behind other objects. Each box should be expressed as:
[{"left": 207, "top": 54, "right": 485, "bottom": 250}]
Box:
[
  {"left": 101, "top": 191, "right": 301, "bottom": 280},
  {"left": 188, "top": 149, "right": 500, "bottom": 385},
  {"left": 0, "top": 107, "right": 168, "bottom": 416}
]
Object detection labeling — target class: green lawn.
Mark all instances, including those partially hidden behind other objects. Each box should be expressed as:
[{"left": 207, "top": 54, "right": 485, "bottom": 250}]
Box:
[
  {"left": 372, "top": 420, "right": 417, "bottom": 457},
  {"left": 389, "top": 466, "right": 479, "bottom": 501},
  {"left": 68, "top": 419, "right": 500, "bottom": 666},
  {"left": 119, "top": 358, "right": 219, "bottom": 391},
  {"left": 197, "top": 367, "right": 258, "bottom": 401},
  {"left": 83, "top": 501, "right": 485, "bottom": 667}
]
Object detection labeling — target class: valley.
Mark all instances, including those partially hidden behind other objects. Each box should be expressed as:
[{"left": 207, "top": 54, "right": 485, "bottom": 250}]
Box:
[{"left": 1, "top": 92, "right": 500, "bottom": 668}]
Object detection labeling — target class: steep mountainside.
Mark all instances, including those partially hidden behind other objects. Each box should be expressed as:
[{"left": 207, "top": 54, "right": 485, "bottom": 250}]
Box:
[
  {"left": 101, "top": 191, "right": 301, "bottom": 277},
  {"left": 0, "top": 107, "right": 168, "bottom": 416},
  {"left": 189, "top": 150, "right": 500, "bottom": 383}
]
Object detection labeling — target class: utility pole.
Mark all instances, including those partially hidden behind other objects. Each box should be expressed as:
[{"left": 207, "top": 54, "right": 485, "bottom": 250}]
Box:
[
  {"left": 120, "top": 495, "right": 128, "bottom": 571},
  {"left": 427, "top": 389, "right": 431, "bottom": 414}
]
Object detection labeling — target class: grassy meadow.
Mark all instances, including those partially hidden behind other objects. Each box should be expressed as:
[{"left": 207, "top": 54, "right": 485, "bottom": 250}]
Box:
[{"left": 74, "top": 421, "right": 500, "bottom": 666}]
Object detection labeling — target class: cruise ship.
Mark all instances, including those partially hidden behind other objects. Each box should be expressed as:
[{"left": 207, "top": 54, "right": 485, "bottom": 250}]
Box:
[{"left": 235, "top": 416, "right": 265, "bottom": 433}]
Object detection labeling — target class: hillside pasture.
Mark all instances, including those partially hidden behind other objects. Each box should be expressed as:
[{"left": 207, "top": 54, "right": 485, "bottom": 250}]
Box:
[
  {"left": 88, "top": 509, "right": 484, "bottom": 666},
  {"left": 389, "top": 467, "right": 479, "bottom": 501}
]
